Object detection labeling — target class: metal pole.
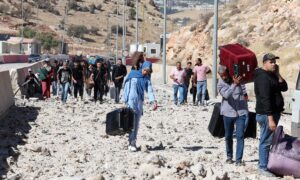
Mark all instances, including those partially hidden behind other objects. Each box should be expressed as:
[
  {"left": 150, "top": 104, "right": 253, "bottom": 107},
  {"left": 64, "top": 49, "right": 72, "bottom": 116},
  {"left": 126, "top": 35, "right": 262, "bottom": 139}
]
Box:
[
  {"left": 21, "top": 0, "right": 24, "bottom": 54},
  {"left": 116, "top": 1, "right": 119, "bottom": 62},
  {"left": 212, "top": 0, "right": 219, "bottom": 98},
  {"left": 61, "top": 6, "right": 66, "bottom": 54},
  {"left": 135, "top": 0, "right": 139, "bottom": 51},
  {"left": 162, "top": 0, "right": 167, "bottom": 84},
  {"left": 122, "top": 0, "right": 126, "bottom": 64}
]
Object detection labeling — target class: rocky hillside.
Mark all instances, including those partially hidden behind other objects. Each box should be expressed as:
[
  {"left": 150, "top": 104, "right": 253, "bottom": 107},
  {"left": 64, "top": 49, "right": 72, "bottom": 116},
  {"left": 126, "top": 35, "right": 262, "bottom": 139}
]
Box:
[
  {"left": 167, "top": 0, "right": 300, "bottom": 86},
  {"left": 0, "top": 0, "right": 168, "bottom": 55}
]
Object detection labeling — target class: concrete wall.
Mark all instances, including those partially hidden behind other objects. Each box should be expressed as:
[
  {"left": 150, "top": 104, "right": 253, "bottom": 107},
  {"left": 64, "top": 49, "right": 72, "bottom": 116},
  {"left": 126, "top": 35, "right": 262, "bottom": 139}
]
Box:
[
  {"left": 0, "top": 71, "right": 14, "bottom": 120},
  {"left": 10, "top": 61, "right": 44, "bottom": 96}
]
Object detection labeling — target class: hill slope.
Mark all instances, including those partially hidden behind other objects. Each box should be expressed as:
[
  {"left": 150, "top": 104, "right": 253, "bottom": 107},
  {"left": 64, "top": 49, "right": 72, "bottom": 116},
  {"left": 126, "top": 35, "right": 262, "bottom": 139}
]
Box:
[
  {"left": 0, "top": 0, "right": 168, "bottom": 55},
  {"left": 166, "top": 0, "right": 300, "bottom": 86}
]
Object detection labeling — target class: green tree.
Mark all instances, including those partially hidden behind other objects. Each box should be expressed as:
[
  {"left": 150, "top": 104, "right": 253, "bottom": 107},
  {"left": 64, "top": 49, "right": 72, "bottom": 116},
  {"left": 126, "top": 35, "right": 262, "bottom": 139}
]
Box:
[
  {"left": 37, "top": 33, "right": 59, "bottom": 50},
  {"left": 67, "top": 25, "right": 88, "bottom": 38},
  {"left": 19, "top": 27, "right": 37, "bottom": 38}
]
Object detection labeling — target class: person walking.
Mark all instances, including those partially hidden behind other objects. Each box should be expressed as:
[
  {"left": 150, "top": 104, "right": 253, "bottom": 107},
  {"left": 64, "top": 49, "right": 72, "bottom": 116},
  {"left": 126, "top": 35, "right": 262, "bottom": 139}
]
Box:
[
  {"left": 112, "top": 59, "right": 127, "bottom": 103},
  {"left": 193, "top": 58, "right": 210, "bottom": 106},
  {"left": 184, "top": 61, "right": 193, "bottom": 103},
  {"left": 72, "top": 61, "right": 85, "bottom": 101},
  {"left": 39, "top": 58, "right": 53, "bottom": 99},
  {"left": 123, "top": 60, "right": 157, "bottom": 152},
  {"left": 93, "top": 60, "right": 106, "bottom": 104},
  {"left": 24, "top": 68, "right": 40, "bottom": 99},
  {"left": 170, "top": 61, "right": 186, "bottom": 105},
  {"left": 254, "top": 53, "right": 288, "bottom": 176},
  {"left": 52, "top": 60, "right": 59, "bottom": 96},
  {"left": 217, "top": 65, "right": 248, "bottom": 166},
  {"left": 57, "top": 61, "right": 72, "bottom": 104}
]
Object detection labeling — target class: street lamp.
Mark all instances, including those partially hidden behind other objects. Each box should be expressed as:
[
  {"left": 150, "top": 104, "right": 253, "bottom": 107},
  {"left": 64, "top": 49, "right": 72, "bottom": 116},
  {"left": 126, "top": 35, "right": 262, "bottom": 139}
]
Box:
[
  {"left": 162, "top": 0, "right": 167, "bottom": 84},
  {"left": 135, "top": 0, "right": 139, "bottom": 51},
  {"left": 212, "top": 0, "right": 219, "bottom": 98}
]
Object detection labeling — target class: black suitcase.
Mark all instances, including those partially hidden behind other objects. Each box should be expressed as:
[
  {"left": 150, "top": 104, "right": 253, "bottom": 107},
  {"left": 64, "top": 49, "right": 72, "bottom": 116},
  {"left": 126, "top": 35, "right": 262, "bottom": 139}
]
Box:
[
  {"left": 106, "top": 108, "right": 134, "bottom": 135},
  {"left": 208, "top": 103, "right": 225, "bottom": 138},
  {"left": 244, "top": 112, "right": 256, "bottom": 138}
]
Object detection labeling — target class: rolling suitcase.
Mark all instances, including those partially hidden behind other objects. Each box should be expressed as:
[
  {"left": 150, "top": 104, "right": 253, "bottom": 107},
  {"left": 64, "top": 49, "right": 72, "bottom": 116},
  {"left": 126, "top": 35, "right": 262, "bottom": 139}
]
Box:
[
  {"left": 208, "top": 102, "right": 256, "bottom": 138},
  {"left": 208, "top": 103, "right": 225, "bottom": 138},
  {"left": 219, "top": 43, "right": 258, "bottom": 83},
  {"left": 106, "top": 108, "right": 134, "bottom": 135},
  {"left": 109, "top": 85, "right": 115, "bottom": 99},
  {"left": 268, "top": 126, "right": 300, "bottom": 177}
]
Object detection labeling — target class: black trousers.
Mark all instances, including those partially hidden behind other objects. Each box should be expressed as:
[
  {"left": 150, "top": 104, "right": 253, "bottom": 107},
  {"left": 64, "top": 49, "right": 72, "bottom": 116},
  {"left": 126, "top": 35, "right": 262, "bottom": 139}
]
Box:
[
  {"left": 94, "top": 83, "right": 104, "bottom": 101},
  {"left": 114, "top": 82, "right": 122, "bottom": 103},
  {"left": 74, "top": 81, "right": 83, "bottom": 98}
]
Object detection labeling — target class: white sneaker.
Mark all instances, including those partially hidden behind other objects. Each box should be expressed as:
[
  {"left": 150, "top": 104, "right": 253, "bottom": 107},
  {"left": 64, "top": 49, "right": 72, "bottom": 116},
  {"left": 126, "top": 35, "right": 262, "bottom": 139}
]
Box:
[{"left": 128, "top": 145, "right": 137, "bottom": 152}]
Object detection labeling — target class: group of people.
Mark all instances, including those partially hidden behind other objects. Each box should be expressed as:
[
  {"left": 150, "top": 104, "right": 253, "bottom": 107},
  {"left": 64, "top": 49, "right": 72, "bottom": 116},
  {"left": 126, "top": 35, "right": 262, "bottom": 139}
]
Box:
[
  {"left": 217, "top": 53, "right": 288, "bottom": 176},
  {"left": 170, "top": 58, "right": 211, "bottom": 106},
  {"left": 23, "top": 52, "right": 288, "bottom": 177},
  {"left": 24, "top": 57, "right": 127, "bottom": 104}
]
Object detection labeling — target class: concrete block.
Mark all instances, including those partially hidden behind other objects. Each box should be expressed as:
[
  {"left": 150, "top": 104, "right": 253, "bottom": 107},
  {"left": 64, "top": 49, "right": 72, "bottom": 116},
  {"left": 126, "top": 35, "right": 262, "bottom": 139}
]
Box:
[{"left": 0, "top": 70, "right": 14, "bottom": 120}]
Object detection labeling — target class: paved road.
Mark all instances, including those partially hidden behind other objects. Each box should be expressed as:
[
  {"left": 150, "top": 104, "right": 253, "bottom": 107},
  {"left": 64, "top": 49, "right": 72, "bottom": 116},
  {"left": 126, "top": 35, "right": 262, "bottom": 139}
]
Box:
[{"left": 0, "top": 63, "right": 32, "bottom": 71}]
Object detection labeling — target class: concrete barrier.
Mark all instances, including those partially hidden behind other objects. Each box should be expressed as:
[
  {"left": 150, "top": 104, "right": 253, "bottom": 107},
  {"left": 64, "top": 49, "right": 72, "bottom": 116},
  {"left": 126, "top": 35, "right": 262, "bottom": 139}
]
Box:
[
  {"left": 0, "top": 71, "right": 14, "bottom": 120},
  {"left": 10, "top": 61, "right": 44, "bottom": 96}
]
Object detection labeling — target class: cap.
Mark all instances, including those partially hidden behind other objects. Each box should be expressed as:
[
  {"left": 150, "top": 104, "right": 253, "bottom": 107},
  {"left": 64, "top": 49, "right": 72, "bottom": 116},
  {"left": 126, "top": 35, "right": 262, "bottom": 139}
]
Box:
[
  {"left": 263, "top": 53, "right": 279, "bottom": 62},
  {"left": 44, "top": 58, "right": 50, "bottom": 62},
  {"left": 28, "top": 68, "right": 32, "bottom": 72}
]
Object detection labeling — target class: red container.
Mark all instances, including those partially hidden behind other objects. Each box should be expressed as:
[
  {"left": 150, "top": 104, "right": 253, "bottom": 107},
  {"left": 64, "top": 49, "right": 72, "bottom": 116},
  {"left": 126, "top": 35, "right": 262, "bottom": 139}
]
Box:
[{"left": 219, "top": 43, "right": 257, "bottom": 83}]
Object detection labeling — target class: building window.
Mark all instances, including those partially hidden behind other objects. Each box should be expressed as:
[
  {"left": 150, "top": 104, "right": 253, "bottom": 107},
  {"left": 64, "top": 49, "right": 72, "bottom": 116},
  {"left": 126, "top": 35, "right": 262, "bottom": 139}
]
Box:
[{"left": 150, "top": 49, "right": 156, "bottom": 54}]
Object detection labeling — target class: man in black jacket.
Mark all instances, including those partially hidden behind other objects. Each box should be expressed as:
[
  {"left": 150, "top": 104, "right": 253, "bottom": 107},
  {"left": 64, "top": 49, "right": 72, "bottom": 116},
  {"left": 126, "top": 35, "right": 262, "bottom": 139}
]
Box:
[
  {"left": 254, "top": 53, "right": 288, "bottom": 176},
  {"left": 93, "top": 60, "right": 106, "bottom": 103},
  {"left": 112, "top": 59, "right": 127, "bottom": 103}
]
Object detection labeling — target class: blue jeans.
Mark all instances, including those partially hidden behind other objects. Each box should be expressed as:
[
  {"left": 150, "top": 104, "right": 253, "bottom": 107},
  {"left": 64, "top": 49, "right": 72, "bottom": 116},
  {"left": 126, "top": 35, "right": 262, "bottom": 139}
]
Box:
[
  {"left": 196, "top": 80, "right": 207, "bottom": 104},
  {"left": 223, "top": 115, "right": 246, "bottom": 162},
  {"left": 256, "top": 113, "right": 281, "bottom": 170},
  {"left": 183, "top": 83, "right": 189, "bottom": 101},
  {"left": 128, "top": 99, "right": 143, "bottom": 146},
  {"left": 61, "top": 82, "right": 70, "bottom": 103},
  {"left": 52, "top": 81, "right": 58, "bottom": 96},
  {"left": 173, "top": 84, "right": 184, "bottom": 104}
]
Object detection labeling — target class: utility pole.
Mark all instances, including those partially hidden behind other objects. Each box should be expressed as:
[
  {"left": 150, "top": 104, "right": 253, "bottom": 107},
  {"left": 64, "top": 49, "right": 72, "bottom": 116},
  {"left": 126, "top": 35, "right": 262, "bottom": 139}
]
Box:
[
  {"left": 135, "top": 0, "right": 139, "bottom": 51},
  {"left": 212, "top": 0, "right": 219, "bottom": 98},
  {"left": 21, "top": 0, "right": 24, "bottom": 54},
  {"left": 162, "top": 0, "right": 167, "bottom": 84},
  {"left": 116, "top": 0, "right": 119, "bottom": 62},
  {"left": 61, "top": 5, "right": 67, "bottom": 54},
  {"left": 106, "top": 15, "right": 110, "bottom": 58},
  {"left": 122, "top": 0, "right": 126, "bottom": 64}
]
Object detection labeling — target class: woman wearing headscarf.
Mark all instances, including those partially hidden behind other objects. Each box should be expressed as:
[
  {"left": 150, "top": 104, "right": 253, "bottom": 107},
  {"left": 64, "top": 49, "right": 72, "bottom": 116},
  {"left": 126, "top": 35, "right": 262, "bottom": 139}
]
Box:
[{"left": 123, "top": 52, "right": 158, "bottom": 152}]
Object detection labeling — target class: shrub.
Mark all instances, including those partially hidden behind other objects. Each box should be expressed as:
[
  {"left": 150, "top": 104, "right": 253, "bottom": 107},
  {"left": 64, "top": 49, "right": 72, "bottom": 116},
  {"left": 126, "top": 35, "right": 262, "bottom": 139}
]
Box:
[
  {"left": 67, "top": 25, "right": 88, "bottom": 38},
  {"left": 89, "top": 26, "right": 99, "bottom": 35},
  {"left": 96, "top": 4, "right": 102, "bottom": 10},
  {"left": 81, "top": 6, "right": 89, "bottom": 12},
  {"left": 111, "top": 25, "right": 123, "bottom": 35},
  {"left": 19, "top": 27, "right": 37, "bottom": 38},
  {"left": 113, "top": 8, "right": 118, "bottom": 14},
  {"left": 189, "top": 24, "right": 198, "bottom": 32},
  {"left": 37, "top": 33, "right": 59, "bottom": 50},
  {"left": 230, "top": 29, "right": 240, "bottom": 39},
  {"left": 0, "top": 4, "right": 10, "bottom": 14},
  {"left": 89, "top": 3, "right": 96, "bottom": 14},
  {"left": 68, "top": 0, "right": 78, "bottom": 11},
  {"left": 129, "top": 8, "right": 135, "bottom": 20}
]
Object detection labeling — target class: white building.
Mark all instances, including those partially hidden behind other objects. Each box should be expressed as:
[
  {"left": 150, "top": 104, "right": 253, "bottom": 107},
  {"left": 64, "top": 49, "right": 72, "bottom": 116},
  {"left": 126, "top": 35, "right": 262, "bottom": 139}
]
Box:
[
  {"left": 129, "top": 43, "right": 161, "bottom": 58},
  {"left": 0, "top": 37, "right": 41, "bottom": 55}
]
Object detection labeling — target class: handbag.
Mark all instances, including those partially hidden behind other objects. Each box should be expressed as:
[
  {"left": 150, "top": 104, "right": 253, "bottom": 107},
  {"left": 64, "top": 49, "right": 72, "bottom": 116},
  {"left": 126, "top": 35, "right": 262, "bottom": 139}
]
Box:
[{"left": 267, "top": 126, "right": 300, "bottom": 177}]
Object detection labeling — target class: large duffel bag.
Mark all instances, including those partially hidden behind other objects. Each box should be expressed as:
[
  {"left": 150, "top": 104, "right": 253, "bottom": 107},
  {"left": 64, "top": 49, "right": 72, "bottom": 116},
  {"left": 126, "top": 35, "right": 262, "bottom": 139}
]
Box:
[
  {"left": 208, "top": 103, "right": 256, "bottom": 138},
  {"left": 208, "top": 103, "right": 225, "bottom": 138},
  {"left": 219, "top": 43, "right": 257, "bottom": 83},
  {"left": 267, "top": 126, "right": 300, "bottom": 178},
  {"left": 106, "top": 108, "right": 134, "bottom": 135}
]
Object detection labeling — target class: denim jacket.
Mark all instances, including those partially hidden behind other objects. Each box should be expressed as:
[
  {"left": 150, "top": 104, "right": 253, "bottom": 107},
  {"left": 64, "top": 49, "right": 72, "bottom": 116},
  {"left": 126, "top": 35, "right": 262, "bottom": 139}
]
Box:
[{"left": 217, "top": 79, "right": 248, "bottom": 117}]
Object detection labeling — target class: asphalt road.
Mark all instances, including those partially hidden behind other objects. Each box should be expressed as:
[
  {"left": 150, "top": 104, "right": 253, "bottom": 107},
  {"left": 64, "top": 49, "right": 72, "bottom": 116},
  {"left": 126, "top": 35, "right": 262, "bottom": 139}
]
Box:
[{"left": 0, "top": 63, "right": 32, "bottom": 72}]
